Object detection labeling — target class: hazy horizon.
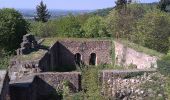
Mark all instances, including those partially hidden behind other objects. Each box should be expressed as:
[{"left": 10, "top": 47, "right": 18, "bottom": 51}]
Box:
[{"left": 0, "top": 0, "right": 159, "bottom": 10}]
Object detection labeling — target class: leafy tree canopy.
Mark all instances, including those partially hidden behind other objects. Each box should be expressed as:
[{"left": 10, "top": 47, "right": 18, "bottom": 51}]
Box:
[
  {"left": 0, "top": 8, "right": 29, "bottom": 51},
  {"left": 82, "top": 16, "right": 109, "bottom": 38},
  {"left": 158, "top": 0, "right": 170, "bottom": 12}
]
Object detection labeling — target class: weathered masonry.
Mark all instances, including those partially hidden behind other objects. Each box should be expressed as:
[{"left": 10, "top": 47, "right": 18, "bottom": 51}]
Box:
[
  {"left": 114, "top": 41, "right": 158, "bottom": 69},
  {"left": 10, "top": 72, "right": 81, "bottom": 100},
  {"left": 4, "top": 34, "right": 160, "bottom": 100},
  {"left": 9, "top": 35, "right": 158, "bottom": 82},
  {"left": 49, "top": 40, "right": 113, "bottom": 71}
]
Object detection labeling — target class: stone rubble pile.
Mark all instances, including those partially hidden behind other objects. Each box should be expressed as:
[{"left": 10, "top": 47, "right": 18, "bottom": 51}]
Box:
[
  {"left": 17, "top": 34, "right": 38, "bottom": 55},
  {"left": 103, "top": 72, "right": 166, "bottom": 100}
]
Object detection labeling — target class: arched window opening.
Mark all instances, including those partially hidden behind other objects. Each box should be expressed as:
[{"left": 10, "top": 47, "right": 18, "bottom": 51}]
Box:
[
  {"left": 75, "top": 53, "right": 81, "bottom": 66},
  {"left": 89, "top": 53, "right": 96, "bottom": 65}
]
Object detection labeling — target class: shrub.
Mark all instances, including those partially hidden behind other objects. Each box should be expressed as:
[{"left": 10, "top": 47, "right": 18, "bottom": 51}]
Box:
[
  {"left": 30, "top": 21, "right": 56, "bottom": 37},
  {"left": 0, "top": 50, "right": 11, "bottom": 69},
  {"left": 81, "top": 66, "right": 104, "bottom": 100},
  {"left": 157, "top": 52, "right": 170, "bottom": 76},
  {"left": 82, "top": 16, "right": 109, "bottom": 38}
]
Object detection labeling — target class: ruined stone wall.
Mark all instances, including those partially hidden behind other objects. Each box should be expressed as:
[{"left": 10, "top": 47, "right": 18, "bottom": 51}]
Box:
[
  {"left": 100, "top": 69, "right": 159, "bottom": 99},
  {"left": 114, "top": 41, "right": 158, "bottom": 69},
  {"left": 36, "top": 72, "right": 81, "bottom": 93},
  {"left": 50, "top": 40, "right": 113, "bottom": 68},
  {"left": 9, "top": 50, "right": 51, "bottom": 81},
  {"left": 10, "top": 72, "right": 81, "bottom": 100}
]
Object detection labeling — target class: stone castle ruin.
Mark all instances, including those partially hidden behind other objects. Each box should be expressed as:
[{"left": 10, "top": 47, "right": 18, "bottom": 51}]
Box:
[{"left": 0, "top": 34, "right": 159, "bottom": 100}]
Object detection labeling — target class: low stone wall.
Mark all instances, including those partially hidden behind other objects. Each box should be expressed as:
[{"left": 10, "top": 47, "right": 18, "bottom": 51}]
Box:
[
  {"left": 9, "top": 50, "right": 50, "bottom": 81},
  {"left": 100, "top": 69, "right": 161, "bottom": 99},
  {"left": 10, "top": 72, "right": 81, "bottom": 100},
  {"left": 36, "top": 72, "right": 81, "bottom": 92},
  {"left": 115, "top": 41, "right": 158, "bottom": 69}
]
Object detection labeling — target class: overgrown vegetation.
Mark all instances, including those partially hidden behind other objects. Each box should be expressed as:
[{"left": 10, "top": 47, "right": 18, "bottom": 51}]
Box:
[
  {"left": 0, "top": 8, "right": 29, "bottom": 69},
  {"left": 119, "top": 39, "right": 164, "bottom": 57},
  {"left": 30, "top": 2, "right": 170, "bottom": 54},
  {"left": 0, "top": 8, "right": 29, "bottom": 51},
  {"left": 157, "top": 51, "right": 170, "bottom": 99},
  {"left": 0, "top": 50, "right": 10, "bottom": 69}
]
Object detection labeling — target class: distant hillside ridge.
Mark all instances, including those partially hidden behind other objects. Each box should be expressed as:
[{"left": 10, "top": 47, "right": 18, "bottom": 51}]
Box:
[{"left": 17, "top": 9, "right": 92, "bottom": 19}]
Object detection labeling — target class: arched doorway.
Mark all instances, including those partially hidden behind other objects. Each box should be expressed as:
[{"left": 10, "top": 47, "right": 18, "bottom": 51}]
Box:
[
  {"left": 89, "top": 53, "right": 97, "bottom": 65},
  {"left": 75, "top": 53, "right": 81, "bottom": 66}
]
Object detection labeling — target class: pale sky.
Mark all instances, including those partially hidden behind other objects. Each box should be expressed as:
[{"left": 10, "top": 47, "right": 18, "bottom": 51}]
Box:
[{"left": 0, "top": 0, "right": 159, "bottom": 10}]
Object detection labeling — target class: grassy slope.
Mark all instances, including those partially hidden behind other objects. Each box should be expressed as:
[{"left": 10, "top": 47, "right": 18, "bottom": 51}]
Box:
[{"left": 118, "top": 39, "right": 164, "bottom": 58}]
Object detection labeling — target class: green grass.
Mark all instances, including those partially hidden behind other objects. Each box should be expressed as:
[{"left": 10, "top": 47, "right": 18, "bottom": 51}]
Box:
[
  {"left": 118, "top": 39, "right": 164, "bottom": 58},
  {"left": 41, "top": 37, "right": 112, "bottom": 47},
  {"left": 17, "top": 50, "right": 47, "bottom": 61}
]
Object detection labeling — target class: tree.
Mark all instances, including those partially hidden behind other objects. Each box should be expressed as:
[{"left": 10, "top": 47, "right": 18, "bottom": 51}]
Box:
[
  {"left": 158, "top": 0, "right": 170, "bottom": 12},
  {"left": 132, "top": 9, "right": 170, "bottom": 53},
  {"left": 0, "top": 8, "right": 29, "bottom": 51},
  {"left": 106, "top": 4, "right": 146, "bottom": 39},
  {"left": 35, "top": 1, "right": 50, "bottom": 22},
  {"left": 82, "top": 16, "right": 109, "bottom": 38},
  {"left": 115, "top": 0, "right": 127, "bottom": 10},
  {"left": 55, "top": 14, "right": 82, "bottom": 37}
]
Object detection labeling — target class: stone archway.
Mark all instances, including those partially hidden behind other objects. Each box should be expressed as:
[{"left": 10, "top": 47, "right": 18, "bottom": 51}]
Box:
[
  {"left": 75, "top": 53, "right": 81, "bottom": 66},
  {"left": 89, "top": 53, "right": 97, "bottom": 65}
]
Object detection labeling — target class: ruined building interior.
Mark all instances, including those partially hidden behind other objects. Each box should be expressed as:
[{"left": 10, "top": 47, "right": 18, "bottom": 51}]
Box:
[{"left": 0, "top": 34, "right": 158, "bottom": 100}]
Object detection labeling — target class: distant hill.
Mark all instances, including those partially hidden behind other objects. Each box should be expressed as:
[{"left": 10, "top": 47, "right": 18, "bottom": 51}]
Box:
[
  {"left": 17, "top": 9, "right": 93, "bottom": 20},
  {"left": 88, "top": 2, "right": 160, "bottom": 17},
  {"left": 17, "top": 2, "right": 160, "bottom": 20},
  {"left": 89, "top": 7, "right": 114, "bottom": 16}
]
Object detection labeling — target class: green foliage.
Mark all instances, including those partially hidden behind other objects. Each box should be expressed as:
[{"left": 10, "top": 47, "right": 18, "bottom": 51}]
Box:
[
  {"left": 82, "top": 16, "right": 109, "bottom": 38},
  {"left": 106, "top": 3, "right": 170, "bottom": 53},
  {"left": 133, "top": 9, "right": 170, "bottom": 53},
  {"left": 158, "top": 51, "right": 170, "bottom": 76},
  {"left": 158, "top": 0, "right": 170, "bottom": 12},
  {"left": 81, "top": 66, "right": 104, "bottom": 100},
  {"left": 31, "top": 14, "right": 83, "bottom": 37},
  {"left": 0, "top": 8, "right": 29, "bottom": 51},
  {"left": 157, "top": 51, "right": 170, "bottom": 100},
  {"left": 119, "top": 39, "right": 164, "bottom": 58},
  {"left": 30, "top": 21, "right": 56, "bottom": 37},
  {"left": 106, "top": 4, "right": 146, "bottom": 39},
  {"left": 35, "top": 1, "right": 50, "bottom": 22},
  {"left": 0, "top": 50, "right": 10, "bottom": 69},
  {"left": 115, "top": 0, "right": 127, "bottom": 10},
  {"left": 54, "top": 15, "right": 82, "bottom": 37},
  {"left": 90, "top": 7, "right": 113, "bottom": 17},
  {"left": 164, "top": 77, "right": 170, "bottom": 99}
]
